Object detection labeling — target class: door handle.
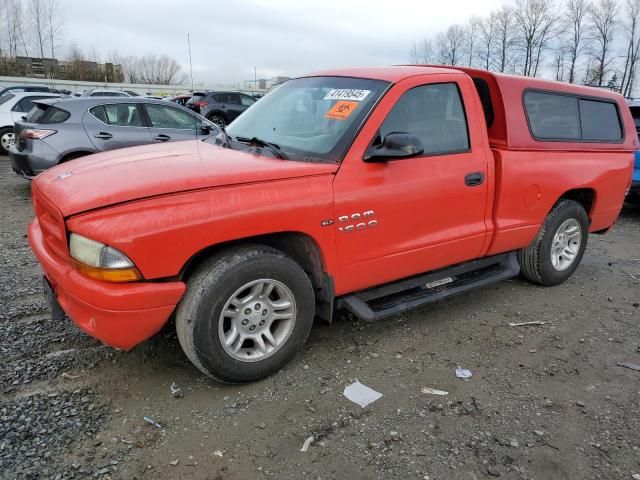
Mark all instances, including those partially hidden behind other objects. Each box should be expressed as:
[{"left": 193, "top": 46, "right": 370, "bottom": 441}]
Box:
[
  {"left": 93, "top": 132, "right": 113, "bottom": 140},
  {"left": 465, "top": 172, "right": 484, "bottom": 186},
  {"left": 153, "top": 134, "right": 171, "bottom": 142}
]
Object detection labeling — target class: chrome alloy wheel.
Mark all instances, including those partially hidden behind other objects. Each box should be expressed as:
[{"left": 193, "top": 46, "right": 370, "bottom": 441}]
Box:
[
  {"left": 1, "top": 131, "right": 15, "bottom": 150},
  {"left": 550, "top": 218, "right": 582, "bottom": 271},
  {"left": 218, "top": 279, "right": 296, "bottom": 362}
]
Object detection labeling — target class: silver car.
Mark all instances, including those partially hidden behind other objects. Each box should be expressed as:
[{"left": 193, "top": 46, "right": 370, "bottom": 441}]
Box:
[{"left": 9, "top": 97, "right": 218, "bottom": 178}]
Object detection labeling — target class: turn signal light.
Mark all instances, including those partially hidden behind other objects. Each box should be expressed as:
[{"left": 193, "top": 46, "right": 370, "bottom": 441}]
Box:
[{"left": 72, "top": 260, "right": 142, "bottom": 282}]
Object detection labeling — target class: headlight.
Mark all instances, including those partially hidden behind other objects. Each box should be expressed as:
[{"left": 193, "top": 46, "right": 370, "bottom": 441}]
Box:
[{"left": 69, "top": 233, "right": 142, "bottom": 282}]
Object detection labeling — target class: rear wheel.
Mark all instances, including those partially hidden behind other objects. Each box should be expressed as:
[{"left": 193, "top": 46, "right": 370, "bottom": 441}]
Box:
[
  {"left": 0, "top": 127, "right": 15, "bottom": 155},
  {"left": 518, "top": 200, "right": 589, "bottom": 286},
  {"left": 176, "top": 245, "right": 315, "bottom": 383}
]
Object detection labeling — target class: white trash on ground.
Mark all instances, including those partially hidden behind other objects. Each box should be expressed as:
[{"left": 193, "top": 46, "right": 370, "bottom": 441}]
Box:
[
  {"left": 343, "top": 381, "right": 383, "bottom": 407},
  {"left": 455, "top": 367, "right": 473, "bottom": 380},
  {"left": 421, "top": 387, "right": 449, "bottom": 396},
  {"left": 300, "top": 435, "right": 314, "bottom": 452},
  {"left": 617, "top": 361, "right": 640, "bottom": 371},
  {"left": 509, "top": 321, "right": 546, "bottom": 327}
]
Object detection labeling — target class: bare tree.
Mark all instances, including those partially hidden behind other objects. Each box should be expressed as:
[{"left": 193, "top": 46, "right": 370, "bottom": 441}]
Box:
[
  {"left": 620, "top": 0, "right": 640, "bottom": 96},
  {"left": 513, "top": 0, "right": 558, "bottom": 77},
  {"left": 9, "top": 0, "right": 30, "bottom": 57},
  {"left": 465, "top": 16, "right": 481, "bottom": 67},
  {"left": 552, "top": 49, "right": 568, "bottom": 80},
  {"left": 495, "top": 6, "right": 517, "bottom": 72},
  {"left": 586, "top": 0, "right": 618, "bottom": 85},
  {"left": 478, "top": 11, "right": 498, "bottom": 70},
  {"left": 136, "top": 54, "right": 184, "bottom": 84},
  {"left": 437, "top": 24, "right": 467, "bottom": 65},
  {"left": 409, "top": 39, "right": 434, "bottom": 64},
  {"left": 44, "top": 0, "right": 64, "bottom": 62},
  {"left": 565, "top": 0, "right": 590, "bottom": 83},
  {"left": 28, "top": 0, "right": 47, "bottom": 69}
]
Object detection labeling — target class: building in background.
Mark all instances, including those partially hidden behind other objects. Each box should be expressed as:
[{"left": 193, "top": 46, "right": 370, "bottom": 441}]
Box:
[{"left": 1, "top": 56, "right": 124, "bottom": 83}]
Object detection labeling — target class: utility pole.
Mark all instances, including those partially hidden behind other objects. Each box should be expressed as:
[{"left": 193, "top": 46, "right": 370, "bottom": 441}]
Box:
[{"left": 188, "top": 33, "right": 194, "bottom": 93}]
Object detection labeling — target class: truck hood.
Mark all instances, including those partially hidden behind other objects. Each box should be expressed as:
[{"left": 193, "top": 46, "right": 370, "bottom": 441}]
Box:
[{"left": 34, "top": 141, "right": 338, "bottom": 216}]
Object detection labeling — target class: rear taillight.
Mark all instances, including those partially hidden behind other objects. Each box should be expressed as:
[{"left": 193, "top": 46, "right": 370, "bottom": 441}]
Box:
[
  {"left": 20, "top": 129, "right": 56, "bottom": 139},
  {"left": 195, "top": 101, "right": 208, "bottom": 108}
]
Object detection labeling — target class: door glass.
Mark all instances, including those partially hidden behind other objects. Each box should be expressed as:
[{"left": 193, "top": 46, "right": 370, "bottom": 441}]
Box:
[
  {"left": 13, "top": 96, "right": 53, "bottom": 113},
  {"left": 239, "top": 94, "right": 256, "bottom": 106},
  {"left": 145, "top": 104, "right": 200, "bottom": 129},
  {"left": 213, "top": 94, "right": 229, "bottom": 104},
  {"left": 90, "top": 103, "right": 144, "bottom": 126},
  {"left": 379, "top": 83, "right": 470, "bottom": 155},
  {"left": 227, "top": 94, "right": 242, "bottom": 105}
]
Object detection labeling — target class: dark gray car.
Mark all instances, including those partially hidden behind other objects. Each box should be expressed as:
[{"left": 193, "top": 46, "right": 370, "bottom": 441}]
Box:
[
  {"left": 186, "top": 91, "right": 256, "bottom": 126},
  {"left": 9, "top": 97, "right": 218, "bottom": 178}
]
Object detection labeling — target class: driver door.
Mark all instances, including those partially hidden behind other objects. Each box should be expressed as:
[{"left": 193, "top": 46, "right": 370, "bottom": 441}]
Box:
[{"left": 332, "top": 75, "right": 492, "bottom": 293}]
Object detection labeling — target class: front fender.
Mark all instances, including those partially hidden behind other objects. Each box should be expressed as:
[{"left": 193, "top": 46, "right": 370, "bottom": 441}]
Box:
[{"left": 66, "top": 176, "right": 337, "bottom": 280}]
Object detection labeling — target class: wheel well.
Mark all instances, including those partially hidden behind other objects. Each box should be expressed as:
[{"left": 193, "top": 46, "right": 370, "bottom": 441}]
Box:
[
  {"left": 60, "top": 151, "right": 92, "bottom": 162},
  {"left": 557, "top": 188, "right": 596, "bottom": 216},
  {"left": 179, "top": 232, "right": 333, "bottom": 312}
]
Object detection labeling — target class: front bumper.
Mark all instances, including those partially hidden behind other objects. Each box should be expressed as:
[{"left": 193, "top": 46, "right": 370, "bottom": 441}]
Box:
[{"left": 28, "top": 218, "right": 186, "bottom": 350}]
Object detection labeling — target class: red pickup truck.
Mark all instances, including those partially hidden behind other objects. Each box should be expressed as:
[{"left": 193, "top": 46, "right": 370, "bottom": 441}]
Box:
[{"left": 28, "top": 66, "right": 636, "bottom": 383}]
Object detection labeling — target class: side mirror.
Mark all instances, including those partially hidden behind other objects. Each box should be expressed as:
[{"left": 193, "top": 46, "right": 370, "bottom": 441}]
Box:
[
  {"left": 200, "top": 123, "right": 214, "bottom": 134},
  {"left": 364, "top": 132, "right": 424, "bottom": 162},
  {"left": 21, "top": 115, "right": 27, "bottom": 121}
]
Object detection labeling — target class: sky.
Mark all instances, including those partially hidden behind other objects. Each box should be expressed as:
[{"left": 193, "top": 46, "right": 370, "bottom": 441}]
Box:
[{"left": 63, "top": 0, "right": 508, "bottom": 88}]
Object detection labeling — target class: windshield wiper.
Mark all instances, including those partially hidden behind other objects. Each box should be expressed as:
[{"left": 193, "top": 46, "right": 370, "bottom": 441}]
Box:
[
  {"left": 235, "top": 136, "right": 288, "bottom": 160},
  {"left": 213, "top": 125, "right": 232, "bottom": 147}
]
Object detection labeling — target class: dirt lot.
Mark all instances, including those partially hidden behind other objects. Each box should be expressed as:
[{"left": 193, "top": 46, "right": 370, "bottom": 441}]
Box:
[{"left": 1, "top": 156, "right": 639, "bottom": 480}]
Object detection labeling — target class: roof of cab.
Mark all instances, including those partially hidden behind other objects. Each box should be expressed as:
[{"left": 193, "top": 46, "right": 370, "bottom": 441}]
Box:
[{"left": 303, "top": 66, "right": 464, "bottom": 83}]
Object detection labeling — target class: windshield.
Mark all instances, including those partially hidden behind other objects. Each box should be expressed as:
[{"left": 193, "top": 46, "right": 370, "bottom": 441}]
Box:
[{"left": 218, "top": 76, "right": 389, "bottom": 162}]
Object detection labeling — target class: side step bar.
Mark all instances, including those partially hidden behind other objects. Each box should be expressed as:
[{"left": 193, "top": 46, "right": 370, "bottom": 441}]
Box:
[{"left": 337, "top": 252, "right": 520, "bottom": 322}]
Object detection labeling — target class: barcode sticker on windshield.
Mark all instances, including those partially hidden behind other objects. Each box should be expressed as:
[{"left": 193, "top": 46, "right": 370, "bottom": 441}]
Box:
[{"left": 324, "top": 89, "right": 371, "bottom": 102}]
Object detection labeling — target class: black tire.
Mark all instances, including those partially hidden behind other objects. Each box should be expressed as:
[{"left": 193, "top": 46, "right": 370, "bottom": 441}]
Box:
[
  {"left": 207, "top": 113, "right": 227, "bottom": 127},
  {"left": 0, "top": 127, "right": 14, "bottom": 156},
  {"left": 176, "top": 245, "right": 315, "bottom": 383},
  {"left": 518, "top": 200, "right": 589, "bottom": 286}
]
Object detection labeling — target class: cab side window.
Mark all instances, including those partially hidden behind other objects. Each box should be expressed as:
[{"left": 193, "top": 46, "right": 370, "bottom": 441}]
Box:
[{"left": 379, "top": 83, "right": 470, "bottom": 156}]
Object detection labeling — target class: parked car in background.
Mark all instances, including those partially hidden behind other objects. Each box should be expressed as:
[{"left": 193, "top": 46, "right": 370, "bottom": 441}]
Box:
[
  {"left": 123, "top": 90, "right": 140, "bottom": 97},
  {"left": 82, "top": 89, "right": 133, "bottom": 97},
  {"left": 0, "top": 92, "right": 61, "bottom": 155},
  {"left": 627, "top": 100, "right": 640, "bottom": 200},
  {"left": 9, "top": 97, "right": 218, "bottom": 178},
  {"left": 0, "top": 85, "right": 50, "bottom": 97},
  {"left": 186, "top": 91, "right": 256, "bottom": 126},
  {"left": 168, "top": 94, "right": 191, "bottom": 106}
]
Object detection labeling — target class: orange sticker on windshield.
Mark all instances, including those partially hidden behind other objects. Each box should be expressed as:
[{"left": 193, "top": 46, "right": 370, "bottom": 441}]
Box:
[{"left": 325, "top": 101, "right": 359, "bottom": 121}]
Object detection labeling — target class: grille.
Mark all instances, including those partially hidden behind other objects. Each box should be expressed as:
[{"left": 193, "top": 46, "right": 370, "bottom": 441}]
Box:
[{"left": 32, "top": 186, "right": 68, "bottom": 259}]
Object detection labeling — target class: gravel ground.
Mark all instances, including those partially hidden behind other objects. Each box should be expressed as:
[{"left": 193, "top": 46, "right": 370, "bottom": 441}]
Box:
[{"left": 1, "top": 156, "right": 639, "bottom": 480}]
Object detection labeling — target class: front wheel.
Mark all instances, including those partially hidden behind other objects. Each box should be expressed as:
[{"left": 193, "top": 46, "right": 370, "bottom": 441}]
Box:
[
  {"left": 518, "top": 199, "right": 589, "bottom": 286},
  {"left": 176, "top": 245, "right": 315, "bottom": 383}
]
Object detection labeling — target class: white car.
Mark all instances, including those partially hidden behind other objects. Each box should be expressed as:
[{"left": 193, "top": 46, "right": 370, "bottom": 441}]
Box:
[
  {"left": 0, "top": 91, "right": 60, "bottom": 155},
  {"left": 81, "top": 89, "right": 134, "bottom": 98}
]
